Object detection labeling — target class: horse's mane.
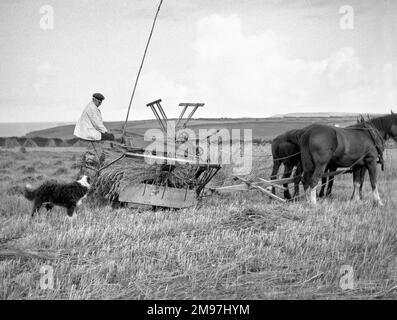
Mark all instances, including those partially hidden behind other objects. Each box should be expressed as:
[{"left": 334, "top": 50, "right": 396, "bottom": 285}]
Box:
[
  {"left": 367, "top": 113, "right": 397, "bottom": 133},
  {"left": 349, "top": 113, "right": 397, "bottom": 132}
]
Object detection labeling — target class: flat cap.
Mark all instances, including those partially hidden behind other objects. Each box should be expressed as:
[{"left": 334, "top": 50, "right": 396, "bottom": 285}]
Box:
[{"left": 93, "top": 93, "right": 105, "bottom": 101}]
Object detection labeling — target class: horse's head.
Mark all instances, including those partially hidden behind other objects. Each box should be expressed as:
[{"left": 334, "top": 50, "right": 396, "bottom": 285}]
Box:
[{"left": 387, "top": 110, "right": 397, "bottom": 143}]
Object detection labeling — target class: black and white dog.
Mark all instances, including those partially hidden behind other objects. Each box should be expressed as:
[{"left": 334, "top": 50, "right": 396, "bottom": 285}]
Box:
[{"left": 24, "top": 175, "right": 91, "bottom": 217}]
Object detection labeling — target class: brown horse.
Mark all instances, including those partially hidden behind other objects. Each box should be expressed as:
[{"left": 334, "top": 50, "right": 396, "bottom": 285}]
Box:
[
  {"left": 317, "top": 116, "right": 369, "bottom": 198},
  {"left": 300, "top": 112, "right": 397, "bottom": 205}
]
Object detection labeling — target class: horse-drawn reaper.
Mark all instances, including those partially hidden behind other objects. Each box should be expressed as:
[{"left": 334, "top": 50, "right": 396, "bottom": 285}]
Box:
[{"left": 74, "top": 0, "right": 395, "bottom": 208}]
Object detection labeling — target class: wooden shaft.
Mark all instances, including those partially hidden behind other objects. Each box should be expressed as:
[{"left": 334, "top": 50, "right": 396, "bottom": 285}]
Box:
[
  {"left": 156, "top": 101, "right": 168, "bottom": 120},
  {"left": 176, "top": 106, "right": 188, "bottom": 129},
  {"left": 258, "top": 178, "right": 288, "bottom": 191},
  {"left": 178, "top": 103, "right": 204, "bottom": 107},
  {"left": 255, "top": 185, "right": 286, "bottom": 203},
  {"left": 150, "top": 106, "right": 167, "bottom": 134},
  {"left": 183, "top": 106, "right": 199, "bottom": 128},
  {"left": 146, "top": 99, "right": 162, "bottom": 106},
  {"left": 235, "top": 176, "right": 286, "bottom": 202}
]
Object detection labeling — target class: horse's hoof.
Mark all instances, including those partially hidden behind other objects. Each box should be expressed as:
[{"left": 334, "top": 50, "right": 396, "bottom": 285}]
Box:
[
  {"left": 306, "top": 199, "right": 317, "bottom": 206},
  {"left": 284, "top": 193, "right": 292, "bottom": 200}
]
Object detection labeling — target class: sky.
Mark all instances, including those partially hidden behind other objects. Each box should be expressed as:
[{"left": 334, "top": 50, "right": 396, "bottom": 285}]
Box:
[{"left": 0, "top": 0, "right": 397, "bottom": 122}]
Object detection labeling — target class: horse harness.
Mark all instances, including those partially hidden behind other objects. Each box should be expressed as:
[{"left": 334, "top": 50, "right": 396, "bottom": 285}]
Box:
[{"left": 362, "top": 122, "right": 385, "bottom": 171}]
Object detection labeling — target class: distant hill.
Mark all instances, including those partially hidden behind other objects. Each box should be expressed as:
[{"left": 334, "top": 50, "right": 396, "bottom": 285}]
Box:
[
  {"left": 273, "top": 112, "right": 383, "bottom": 118},
  {"left": 0, "top": 122, "right": 72, "bottom": 137},
  {"left": 25, "top": 115, "right": 359, "bottom": 144}
]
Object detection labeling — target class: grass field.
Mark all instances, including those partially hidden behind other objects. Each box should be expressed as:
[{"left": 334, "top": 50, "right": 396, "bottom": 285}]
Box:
[{"left": 1, "top": 146, "right": 397, "bottom": 299}]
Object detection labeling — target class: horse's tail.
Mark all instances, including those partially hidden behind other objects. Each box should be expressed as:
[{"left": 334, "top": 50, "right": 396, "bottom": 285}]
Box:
[
  {"left": 269, "top": 142, "right": 282, "bottom": 195},
  {"left": 299, "top": 132, "right": 314, "bottom": 171},
  {"left": 299, "top": 130, "right": 315, "bottom": 188},
  {"left": 270, "top": 140, "right": 282, "bottom": 180}
]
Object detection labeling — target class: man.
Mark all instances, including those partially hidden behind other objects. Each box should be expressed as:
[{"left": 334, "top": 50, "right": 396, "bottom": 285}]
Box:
[{"left": 74, "top": 93, "right": 114, "bottom": 141}]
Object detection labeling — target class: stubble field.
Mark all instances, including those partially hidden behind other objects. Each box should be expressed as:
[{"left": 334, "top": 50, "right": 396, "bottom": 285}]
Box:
[{"left": 1, "top": 145, "right": 397, "bottom": 299}]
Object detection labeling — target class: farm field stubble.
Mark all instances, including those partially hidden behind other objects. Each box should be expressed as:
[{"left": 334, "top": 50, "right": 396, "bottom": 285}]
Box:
[{"left": 1, "top": 146, "right": 397, "bottom": 299}]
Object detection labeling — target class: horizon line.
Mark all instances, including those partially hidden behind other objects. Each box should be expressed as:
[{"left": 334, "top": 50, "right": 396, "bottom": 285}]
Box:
[{"left": 0, "top": 112, "right": 377, "bottom": 124}]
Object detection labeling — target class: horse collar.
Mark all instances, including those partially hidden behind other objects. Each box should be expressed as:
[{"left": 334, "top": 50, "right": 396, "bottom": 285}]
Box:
[{"left": 365, "top": 122, "right": 385, "bottom": 170}]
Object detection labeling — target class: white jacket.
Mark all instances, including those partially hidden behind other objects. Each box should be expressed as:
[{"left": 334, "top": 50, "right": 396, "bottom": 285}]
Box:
[{"left": 74, "top": 101, "right": 108, "bottom": 141}]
